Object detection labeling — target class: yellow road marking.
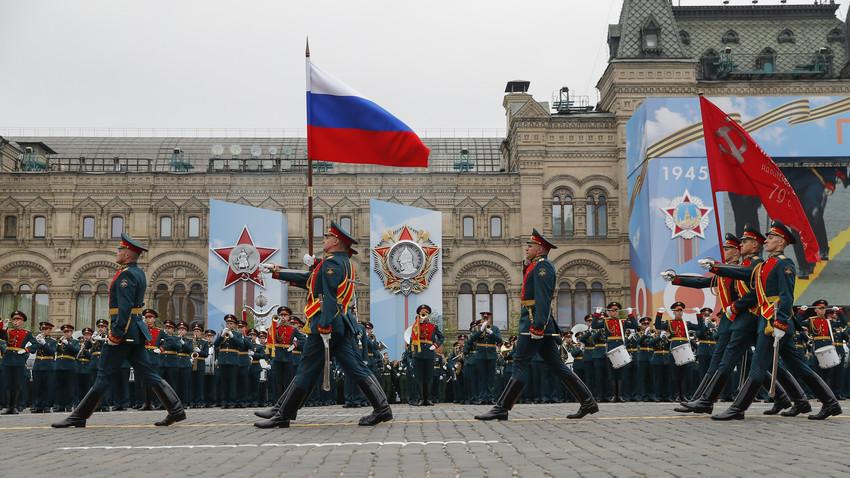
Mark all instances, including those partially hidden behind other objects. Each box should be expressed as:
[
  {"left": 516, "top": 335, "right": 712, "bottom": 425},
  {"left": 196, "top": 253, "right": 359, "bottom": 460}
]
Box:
[{"left": 795, "top": 223, "right": 850, "bottom": 300}]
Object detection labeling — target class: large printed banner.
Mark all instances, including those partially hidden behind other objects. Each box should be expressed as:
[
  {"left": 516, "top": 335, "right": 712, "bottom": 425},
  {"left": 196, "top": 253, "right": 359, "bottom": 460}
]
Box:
[
  {"left": 628, "top": 96, "right": 850, "bottom": 319},
  {"left": 207, "top": 199, "right": 287, "bottom": 331},
  {"left": 370, "top": 199, "right": 442, "bottom": 360}
]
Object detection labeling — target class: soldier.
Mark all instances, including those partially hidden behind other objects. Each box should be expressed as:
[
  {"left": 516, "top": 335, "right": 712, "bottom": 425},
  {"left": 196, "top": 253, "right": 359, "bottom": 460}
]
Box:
[
  {"left": 650, "top": 326, "right": 671, "bottom": 401},
  {"left": 470, "top": 311, "right": 502, "bottom": 404},
  {"left": 214, "top": 314, "right": 243, "bottom": 409},
  {"left": 135, "top": 308, "right": 163, "bottom": 411},
  {"left": 694, "top": 308, "right": 716, "bottom": 395},
  {"left": 159, "top": 320, "right": 180, "bottom": 398},
  {"left": 635, "top": 317, "right": 654, "bottom": 401},
  {"left": 257, "top": 330, "right": 273, "bottom": 406},
  {"left": 236, "top": 319, "right": 252, "bottom": 408},
  {"left": 254, "top": 222, "right": 392, "bottom": 428},
  {"left": 288, "top": 316, "right": 306, "bottom": 375},
  {"left": 76, "top": 327, "right": 95, "bottom": 407},
  {"left": 706, "top": 222, "right": 841, "bottom": 420},
  {"left": 462, "top": 322, "right": 478, "bottom": 404},
  {"left": 31, "top": 321, "right": 57, "bottom": 413},
  {"left": 54, "top": 324, "right": 80, "bottom": 412},
  {"left": 175, "top": 322, "right": 193, "bottom": 403},
  {"left": 247, "top": 328, "right": 265, "bottom": 407},
  {"left": 409, "top": 304, "right": 444, "bottom": 406},
  {"left": 623, "top": 328, "right": 640, "bottom": 401},
  {"left": 654, "top": 304, "right": 693, "bottom": 402},
  {"left": 90, "top": 319, "right": 110, "bottom": 412},
  {"left": 826, "top": 307, "right": 847, "bottom": 399},
  {"left": 476, "top": 229, "right": 597, "bottom": 421},
  {"left": 449, "top": 339, "right": 465, "bottom": 404},
  {"left": 591, "top": 301, "right": 638, "bottom": 402},
  {"left": 189, "top": 322, "right": 209, "bottom": 408},
  {"left": 1, "top": 310, "right": 37, "bottom": 414},
  {"left": 53, "top": 233, "right": 185, "bottom": 427},
  {"left": 203, "top": 329, "right": 217, "bottom": 407},
  {"left": 379, "top": 352, "right": 395, "bottom": 402},
  {"left": 343, "top": 321, "right": 369, "bottom": 408},
  {"left": 578, "top": 316, "right": 595, "bottom": 395},
  {"left": 270, "top": 306, "right": 304, "bottom": 400}
]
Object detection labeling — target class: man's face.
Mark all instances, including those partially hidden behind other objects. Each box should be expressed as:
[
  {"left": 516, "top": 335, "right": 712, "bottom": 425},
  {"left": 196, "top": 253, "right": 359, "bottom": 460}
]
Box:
[
  {"left": 178, "top": 327, "right": 187, "bottom": 337},
  {"left": 280, "top": 311, "right": 291, "bottom": 321},
  {"left": 815, "top": 305, "right": 826, "bottom": 317},
  {"left": 607, "top": 307, "right": 620, "bottom": 318},
  {"left": 63, "top": 329, "right": 73, "bottom": 338},
  {"left": 672, "top": 308, "right": 684, "bottom": 319},
  {"left": 41, "top": 326, "right": 53, "bottom": 335},
  {"left": 740, "top": 238, "right": 758, "bottom": 255},
  {"left": 702, "top": 311, "right": 711, "bottom": 319},
  {"left": 97, "top": 325, "right": 107, "bottom": 334},
  {"left": 260, "top": 336, "right": 267, "bottom": 344},
  {"left": 83, "top": 333, "right": 92, "bottom": 340},
  {"left": 525, "top": 243, "right": 544, "bottom": 261},
  {"left": 723, "top": 245, "right": 740, "bottom": 262},
  {"left": 193, "top": 329, "right": 202, "bottom": 338},
  {"left": 765, "top": 233, "right": 785, "bottom": 253},
  {"left": 205, "top": 333, "right": 215, "bottom": 341},
  {"left": 226, "top": 320, "right": 236, "bottom": 330},
  {"left": 144, "top": 314, "right": 156, "bottom": 325},
  {"left": 116, "top": 246, "right": 138, "bottom": 265},
  {"left": 323, "top": 234, "right": 340, "bottom": 253},
  {"left": 12, "top": 317, "right": 24, "bottom": 328},
  {"left": 165, "top": 326, "right": 174, "bottom": 335}
]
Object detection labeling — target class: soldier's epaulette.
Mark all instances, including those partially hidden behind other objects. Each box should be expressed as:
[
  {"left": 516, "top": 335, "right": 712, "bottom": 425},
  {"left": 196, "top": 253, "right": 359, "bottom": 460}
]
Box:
[{"left": 778, "top": 255, "right": 787, "bottom": 260}]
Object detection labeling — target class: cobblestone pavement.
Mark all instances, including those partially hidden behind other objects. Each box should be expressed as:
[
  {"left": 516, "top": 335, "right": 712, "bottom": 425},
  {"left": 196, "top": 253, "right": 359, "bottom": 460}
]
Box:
[{"left": 1, "top": 401, "right": 849, "bottom": 477}]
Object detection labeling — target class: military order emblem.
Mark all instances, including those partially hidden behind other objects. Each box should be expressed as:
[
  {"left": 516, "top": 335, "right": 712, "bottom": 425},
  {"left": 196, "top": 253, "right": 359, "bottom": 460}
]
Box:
[
  {"left": 210, "top": 226, "right": 279, "bottom": 289},
  {"left": 372, "top": 225, "right": 439, "bottom": 296},
  {"left": 660, "top": 189, "right": 712, "bottom": 240}
]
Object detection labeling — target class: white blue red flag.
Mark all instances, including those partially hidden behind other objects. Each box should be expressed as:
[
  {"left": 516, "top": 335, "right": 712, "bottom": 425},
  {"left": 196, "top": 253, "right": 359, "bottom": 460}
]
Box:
[{"left": 306, "top": 61, "right": 430, "bottom": 168}]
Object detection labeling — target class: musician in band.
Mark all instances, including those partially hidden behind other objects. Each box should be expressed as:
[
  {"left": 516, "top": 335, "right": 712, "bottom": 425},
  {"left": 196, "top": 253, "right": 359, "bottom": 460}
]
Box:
[
  {"left": 31, "top": 321, "right": 57, "bottom": 413},
  {"left": 214, "top": 314, "right": 243, "bottom": 408},
  {"left": 591, "top": 301, "right": 637, "bottom": 402},
  {"left": 409, "top": 304, "right": 445, "bottom": 406},
  {"left": 469, "top": 311, "right": 502, "bottom": 404}
]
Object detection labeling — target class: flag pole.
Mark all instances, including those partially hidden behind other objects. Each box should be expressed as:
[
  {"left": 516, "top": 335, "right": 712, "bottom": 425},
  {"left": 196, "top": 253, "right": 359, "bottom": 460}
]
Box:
[
  {"left": 699, "top": 94, "right": 726, "bottom": 263},
  {"left": 306, "top": 37, "right": 314, "bottom": 256}
]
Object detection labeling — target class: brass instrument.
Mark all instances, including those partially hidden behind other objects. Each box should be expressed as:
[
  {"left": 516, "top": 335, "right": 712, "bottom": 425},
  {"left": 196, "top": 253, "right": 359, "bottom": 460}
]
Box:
[{"left": 222, "top": 327, "right": 233, "bottom": 339}]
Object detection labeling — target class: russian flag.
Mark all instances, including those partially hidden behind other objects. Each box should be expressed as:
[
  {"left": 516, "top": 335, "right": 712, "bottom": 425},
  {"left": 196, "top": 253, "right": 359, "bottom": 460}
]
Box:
[{"left": 307, "top": 62, "right": 430, "bottom": 168}]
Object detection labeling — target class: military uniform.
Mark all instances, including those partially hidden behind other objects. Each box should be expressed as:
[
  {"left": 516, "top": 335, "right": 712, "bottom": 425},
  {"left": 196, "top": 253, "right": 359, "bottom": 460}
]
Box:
[
  {"left": 254, "top": 222, "right": 391, "bottom": 428},
  {"left": 591, "top": 302, "right": 638, "bottom": 401},
  {"left": 76, "top": 328, "right": 95, "bottom": 408},
  {"left": 53, "top": 325, "right": 80, "bottom": 412},
  {"left": 135, "top": 309, "right": 163, "bottom": 410},
  {"left": 90, "top": 320, "right": 110, "bottom": 412},
  {"left": 188, "top": 324, "right": 210, "bottom": 408},
  {"left": 476, "top": 229, "right": 596, "bottom": 421},
  {"left": 410, "top": 304, "right": 444, "bottom": 406},
  {"left": 578, "top": 325, "right": 595, "bottom": 395},
  {"left": 469, "top": 312, "right": 502, "bottom": 404},
  {"left": 269, "top": 309, "right": 306, "bottom": 401},
  {"left": 31, "top": 322, "right": 57, "bottom": 413},
  {"left": 53, "top": 233, "right": 185, "bottom": 428},
  {"left": 1, "top": 311, "right": 37, "bottom": 414},
  {"left": 462, "top": 329, "right": 478, "bottom": 403},
  {"left": 214, "top": 314, "right": 244, "bottom": 408},
  {"left": 635, "top": 325, "right": 654, "bottom": 401}
]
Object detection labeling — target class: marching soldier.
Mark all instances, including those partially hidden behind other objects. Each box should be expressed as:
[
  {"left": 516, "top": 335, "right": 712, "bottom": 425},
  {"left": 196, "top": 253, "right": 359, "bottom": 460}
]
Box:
[
  {"left": 254, "top": 222, "right": 392, "bottom": 428},
  {"left": 31, "top": 321, "right": 57, "bottom": 413},
  {"left": 214, "top": 314, "right": 243, "bottom": 408},
  {"left": 470, "top": 311, "right": 502, "bottom": 404},
  {"left": 54, "top": 324, "right": 80, "bottom": 412},
  {"left": 650, "top": 326, "right": 670, "bottom": 401},
  {"left": 694, "top": 308, "right": 716, "bottom": 393},
  {"left": 257, "top": 330, "right": 273, "bottom": 406},
  {"left": 189, "top": 322, "right": 209, "bottom": 408},
  {"left": 343, "top": 321, "right": 369, "bottom": 408},
  {"left": 654, "top": 303, "right": 693, "bottom": 402},
  {"left": 578, "top": 316, "right": 595, "bottom": 395},
  {"left": 247, "top": 329, "right": 266, "bottom": 407},
  {"left": 1, "top": 310, "right": 37, "bottom": 414},
  {"left": 706, "top": 222, "right": 841, "bottom": 420},
  {"left": 635, "top": 317, "right": 654, "bottom": 401},
  {"left": 53, "top": 233, "right": 185, "bottom": 427},
  {"left": 476, "top": 229, "right": 597, "bottom": 421},
  {"left": 623, "top": 328, "right": 640, "bottom": 401},
  {"left": 409, "top": 304, "right": 444, "bottom": 406},
  {"left": 462, "top": 322, "right": 479, "bottom": 404}
]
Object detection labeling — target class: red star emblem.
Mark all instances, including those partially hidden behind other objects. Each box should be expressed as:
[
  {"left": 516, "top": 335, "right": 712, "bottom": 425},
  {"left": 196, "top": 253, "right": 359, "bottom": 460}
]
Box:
[
  {"left": 660, "top": 190, "right": 712, "bottom": 239},
  {"left": 210, "top": 226, "right": 278, "bottom": 288}
]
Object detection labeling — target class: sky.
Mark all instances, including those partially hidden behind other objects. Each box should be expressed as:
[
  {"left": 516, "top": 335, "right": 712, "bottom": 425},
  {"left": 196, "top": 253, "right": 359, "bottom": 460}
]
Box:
[{"left": 1, "top": 0, "right": 847, "bottom": 136}]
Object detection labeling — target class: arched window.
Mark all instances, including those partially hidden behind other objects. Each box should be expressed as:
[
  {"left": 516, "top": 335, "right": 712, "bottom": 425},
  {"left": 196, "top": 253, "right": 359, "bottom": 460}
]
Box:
[
  {"left": 475, "top": 283, "right": 491, "bottom": 320},
  {"left": 339, "top": 216, "right": 352, "bottom": 235},
  {"left": 574, "top": 282, "right": 589, "bottom": 319},
  {"left": 557, "top": 281, "right": 574, "bottom": 326},
  {"left": 4, "top": 215, "right": 18, "bottom": 239},
  {"left": 462, "top": 216, "right": 474, "bottom": 238},
  {"left": 722, "top": 30, "right": 739, "bottom": 45},
  {"left": 700, "top": 49, "right": 720, "bottom": 80},
  {"left": 313, "top": 217, "right": 324, "bottom": 238},
  {"left": 152, "top": 282, "right": 205, "bottom": 325},
  {"left": 95, "top": 284, "right": 109, "bottom": 324},
  {"left": 0, "top": 284, "right": 15, "bottom": 321},
  {"left": 827, "top": 28, "right": 845, "bottom": 44},
  {"left": 75, "top": 284, "right": 94, "bottom": 329},
  {"left": 777, "top": 29, "right": 795, "bottom": 44},
  {"left": 586, "top": 191, "right": 608, "bottom": 237},
  {"left": 679, "top": 30, "right": 690, "bottom": 46},
  {"left": 188, "top": 216, "right": 200, "bottom": 238},
  {"left": 641, "top": 17, "right": 661, "bottom": 55},
  {"left": 17, "top": 284, "right": 32, "bottom": 324},
  {"left": 111, "top": 216, "right": 124, "bottom": 238},
  {"left": 456, "top": 283, "right": 473, "bottom": 331},
  {"left": 160, "top": 216, "right": 173, "bottom": 238},
  {"left": 552, "top": 190, "right": 574, "bottom": 237},
  {"left": 83, "top": 216, "right": 95, "bottom": 238},
  {"left": 756, "top": 48, "right": 776, "bottom": 73},
  {"left": 187, "top": 283, "right": 206, "bottom": 326},
  {"left": 34, "top": 284, "right": 49, "bottom": 322},
  {"left": 491, "top": 284, "right": 508, "bottom": 329},
  {"left": 33, "top": 216, "right": 46, "bottom": 238},
  {"left": 591, "top": 282, "right": 606, "bottom": 310},
  {"left": 489, "top": 216, "right": 502, "bottom": 238}
]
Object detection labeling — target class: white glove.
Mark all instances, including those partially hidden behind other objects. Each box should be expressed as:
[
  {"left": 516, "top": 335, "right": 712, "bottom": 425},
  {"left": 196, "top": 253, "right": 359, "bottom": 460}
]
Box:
[
  {"left": 660, "top": 270, "right": 675, "bottom": 282},
  {"left": 193, "top": 347, "right": 201, "bottom": 353},
  {"left": 287, "top": 345, "right": 295, "bottom": 352},
  {"left": 725, "top": 305, "right": 733, "bottom": 317},
  {"left": 180, "top": 339, "right": 185, "bottom": 345},
  {"left": 61, "top": 338, "right": 68, "bottom": 345},
  {"left": 697, "top": 258, "right": 714, "bottom": 270},
  {"left": 660, "top": 331, "right": 668, "bottom": 338},
  {"left": 429, "top": 345, "right": 436, "bottom": 351},
  {"left": 153, "top": 348, "right": 161, "bottom": 354},
  {"left": 248, "top": 350, "right": 255, "bottom": 357},
  {"left": 486, "top": 328, "right": 493, "bottom": 335},
  {"left": 303, "top": 254, "right": 316, "bottom": 267},
  {"left": 595, "top": 307, "right": 603, "bottom": 314},
  {"left": 257, "top": 263, "right": 275, "bottom": 274},
  {"left": 832, "top": 306, "right": 841, "bottom": 312},
  {"left": 644, "top": 328, "right": 651, "bottom": 336},
  {"left": 37, "top": 336, "right": 46, "bottom": 345},
  {"left": 657, "top": 308, "right": 666, "bottom": 313},
  {"left": 17, "top": 348, "right": 26, "bottom": 354},
  {"left": 799, "top": 305, "right": 809, "bottom": 311},
  {"left": 260, "top": 359, "right": 270, "bottom": 370},
  {"left": 773, "top": 327, "right": 786, "bottom": 344},
  {"left": 320, "top": 333, "right": 331, "bottom": 344},
  {"left": 626, "top": 307, "right": 633, "bottom": 315}
]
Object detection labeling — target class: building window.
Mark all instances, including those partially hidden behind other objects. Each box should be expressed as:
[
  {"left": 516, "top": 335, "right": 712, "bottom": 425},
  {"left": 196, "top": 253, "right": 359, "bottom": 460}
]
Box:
[
  {"left": 34, "top": 284, "right": 49, "bottom": 323},
  {"left": 111, "top": 216, "right": 124, "bottom": 238},
  {"left": 0, "top": 284, "right": 15, "bottom": 322},
  {"left": 557, "top": 281, "right": 604, "bottom": 327},
  {"left": 827, "top": 28, "right": 845, "bottom": 44},
  {"left": 462, "top": 216, "right": 474, "bottom": 238},
  {"left": 160, "top": 216, "right": 172, "bottom": 238},
  {"left": 641, "top": 17, "right": 660, "bottom": 55},
  {"left": 1, "top": 284, "right": 49, "bottom": 332},
  {"left": 552, "top": 190, "right": 574, "bottom": 237},
  {"left": 591, "top": 281, "right": 606, "bottom": 310},
  {"left": 699, "top": 49, "right": 720, "bottom": 80},
  {"left": 679, "top": 30, "right": 690, "bottom": 46},
  {"left": 777, "top": 29, "right": 795, "bottom": 44},
  {"left": 491, "top": 284, "right": 508, "bottom": 329},
  {"left": 574, "top": 282, "right": 588, "bottom": 318},
  {"left": 313, "top": 217, "right": 324, "bottom": 238},
  {"left": 75, "top": 284, "right": 94, "bottom": 329},
  {"left": 457, "top": 283, "right": 473, "bottom": 331},
  {"left": 489, "top": 216, "right": 502, "bottom": 238},
  {"left": 83, "top": 216, "right": 95, "bottom": 239},
  {"left": 152, "top": 282, "right": 205, "bottom": 325},
  {"left": 33, "top": 216, "right": 46, "bottom": 238},
  {"left": 188, "top": 216, "right": 200, "bottom": 238},
  {"left": 722, "top": 30, "right": 739, "bottom": 45},
  {"left": 557, "top": 282, "right": 574, "bottom": 326},
  {"left": 340, "top": 216, "right": 352, "bottom": 235},
  {"left": 756, "top": 48, "right": 776, "bottom": 73},
  {"left": 3, "top": 216, "right": 17, "bottom": 239},
  {"left": 586, "top": 191, "right": 608, "bottom": 237}
]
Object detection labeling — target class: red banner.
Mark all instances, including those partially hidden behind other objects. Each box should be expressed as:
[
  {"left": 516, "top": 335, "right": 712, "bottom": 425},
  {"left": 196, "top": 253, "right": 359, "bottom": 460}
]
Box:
[{"left": 699, "top": 96, "right": 820, "bottom": 264}]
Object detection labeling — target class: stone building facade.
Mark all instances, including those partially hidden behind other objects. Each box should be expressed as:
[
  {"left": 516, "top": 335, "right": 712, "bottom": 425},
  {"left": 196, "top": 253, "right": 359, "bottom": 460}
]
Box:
[{"left": 1, "top": 1, "right": 849, "bottom": 336}]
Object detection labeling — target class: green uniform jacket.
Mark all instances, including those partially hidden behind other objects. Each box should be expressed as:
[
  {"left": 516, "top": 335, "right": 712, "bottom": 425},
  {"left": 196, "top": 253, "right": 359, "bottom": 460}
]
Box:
[
  {"left": 33, "top": 337, "right": 57, "bottom": 371},
  {"left": 54, "top": 338, "right": 80, "bottom": 371},
  {"left": 469, "top": 325, "right": 502, "bottom": 360},
  {"left": 518, "top": 256, "right": 557, "bottom": 335},
  {"left": 108, "top": 262, "right": 150, "bottom": 344},
  {"left": 214, "top": 330, "right": 246, "bottom": 366}
]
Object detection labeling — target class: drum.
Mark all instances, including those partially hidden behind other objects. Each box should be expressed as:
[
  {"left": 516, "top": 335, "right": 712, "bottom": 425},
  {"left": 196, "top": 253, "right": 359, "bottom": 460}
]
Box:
[
  {"left": 606, "top": 345, "right": 632, "bottom": 369},
  {"left": 815, "top": 345, "right": 840, "bottom": 369},
  {"left": 671, "top": 343, "right": 696, "bottom": 366}
]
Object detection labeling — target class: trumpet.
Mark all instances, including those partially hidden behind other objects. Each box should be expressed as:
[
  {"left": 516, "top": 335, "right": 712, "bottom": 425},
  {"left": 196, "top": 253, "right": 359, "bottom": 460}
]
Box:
[
  {"left": 191, "top": 351, "right": 200, "bottom": 371},
  {"left": 222, "top": 327, "right": 233, "bottom": 339}
]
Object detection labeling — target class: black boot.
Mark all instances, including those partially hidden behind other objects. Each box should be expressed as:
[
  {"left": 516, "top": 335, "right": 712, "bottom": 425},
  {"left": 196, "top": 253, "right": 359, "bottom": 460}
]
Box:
[
  {"left": 680, "top": 371, "right": 726, "bottom": 414},
  {"left": 562, "top": 372, "right": 598, "bottom": 419},
  {"left": 422, "top": 377, "right": 434, "bottom": 406},
  {"left": 678, "top": 372, "right": 711, "bottom": 409},
  {"left": 52, "top": 388, "right": 102, "bottom": 428},
  {"left": 475, "top": 377, "right": 525, "bottom": 421},
  {"left": 808, "top": 401, "right": 842, "bottom": 420},
  {"left": 2, "top": 391, "right": 19, "bottom": 415},
  {"left": 254, "top": 381, "right": 291, "bottom": 419},
  {"left": 794, "top": 368, "right": 842, "bottom": 420},
  {"left": 763, "top": 394, "right": 791, "bottom": 415},
  {"left": 150, "top": 379, "right": 186, "bottom": 426},
  {"left": 773, "top": 368, "right": 810, "bottom": 416},
  {"left": 612, "top": 381, "right": 623, "bottom": 403},
  {"left": 780, "top": 401, "right": 812, "bottom": 417},
  {"left": 139, "top": 388, "right": 153, "bottom": 411},
  {"left": 357, "top": 375, "right": 393, "bottom": 426},
  {"left": 712, "top": 377, "right": 759, "bottom": 421},
  {"left": 253, "top": 382, "right": 310, "bottom": 429}
]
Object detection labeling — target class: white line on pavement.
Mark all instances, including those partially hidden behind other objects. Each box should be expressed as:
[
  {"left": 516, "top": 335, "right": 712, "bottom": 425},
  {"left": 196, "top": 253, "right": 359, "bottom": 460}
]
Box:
[{"left": 58, "top": 440, "right": 501, "bottom": 451}]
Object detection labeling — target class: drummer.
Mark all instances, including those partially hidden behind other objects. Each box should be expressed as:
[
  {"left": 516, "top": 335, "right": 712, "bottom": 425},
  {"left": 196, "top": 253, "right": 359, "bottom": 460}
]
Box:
[
  {"left": 591, "top": 301, "right": 638, "bottom": 402},
  {"left": 795, "top": 300, "right": 840, "bottom": 384},
  {"left": 655, "top": 302, "right": 694, "bottom": 403}
]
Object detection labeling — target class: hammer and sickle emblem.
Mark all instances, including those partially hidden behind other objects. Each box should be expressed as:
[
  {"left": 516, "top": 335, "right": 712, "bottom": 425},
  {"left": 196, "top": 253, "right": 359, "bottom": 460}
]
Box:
[{"left": 715, "top": 122, "right": 748, "bottom": 165}]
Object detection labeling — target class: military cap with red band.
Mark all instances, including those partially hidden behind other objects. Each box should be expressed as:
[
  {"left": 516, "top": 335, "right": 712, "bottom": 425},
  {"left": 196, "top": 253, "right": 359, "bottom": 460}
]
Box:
[
  {"left": 325, "top": 221, "right": 358, "bottom": 249},
  {"left": 526, "top": 228, "right": 557, "bottom": 250},
  {"left": 119, "top": 232, "right": 148, "bottom": 254},
  {"left": 723, "top": 233, "right": 741, "bottom": 248},
  {"left": 767, "top": 221, "right": 796, "bottom": 244},
  {"left": 739, "top": 224, "right": 766, "bottom": 244}
]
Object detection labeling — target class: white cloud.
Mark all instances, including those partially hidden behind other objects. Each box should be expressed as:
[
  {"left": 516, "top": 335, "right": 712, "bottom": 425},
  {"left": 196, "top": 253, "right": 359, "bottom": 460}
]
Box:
[{"left": 645, "top": 107, "right": 694, "bottom": 144}]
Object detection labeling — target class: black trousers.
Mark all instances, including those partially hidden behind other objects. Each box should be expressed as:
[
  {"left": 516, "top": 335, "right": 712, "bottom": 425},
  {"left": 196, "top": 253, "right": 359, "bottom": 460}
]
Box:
[
  {"left": 54, "top": 369, "right": 76, "bottom": 408},
  {"left": 191, "top": 369, "right": 205, "bottom": 405},
  {"left": 218, "top": 365, "right": 238, "bottom": 406},
  {"left": 32, "top": 369, "right": 53, "bottom": 409},
  {"left": 511, "top": 335, "right": 587, "bottom": 400},
  {"left": 476, "top": 358, "right": 496, "bottom": 401},
  {"left": 413, "top": 357, "right": 434, "bottom": 401}
]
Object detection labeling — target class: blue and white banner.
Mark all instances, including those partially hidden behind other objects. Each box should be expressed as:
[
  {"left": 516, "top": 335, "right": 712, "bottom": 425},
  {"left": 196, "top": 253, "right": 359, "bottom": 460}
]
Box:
[
  {"left": 207, "top": 199, "right": 287, "bottom": 331},
  {"left": 369, "top": 199, "right": 442, "bottom": 360}
]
